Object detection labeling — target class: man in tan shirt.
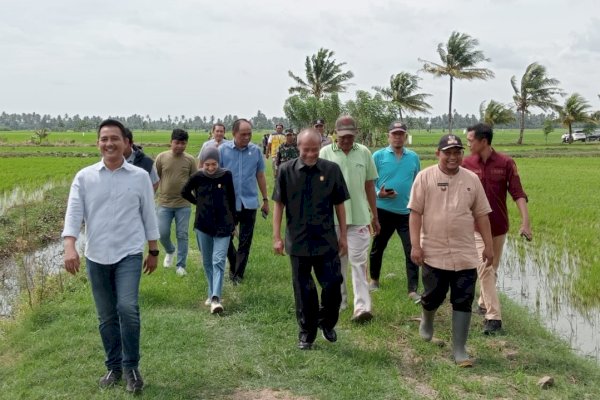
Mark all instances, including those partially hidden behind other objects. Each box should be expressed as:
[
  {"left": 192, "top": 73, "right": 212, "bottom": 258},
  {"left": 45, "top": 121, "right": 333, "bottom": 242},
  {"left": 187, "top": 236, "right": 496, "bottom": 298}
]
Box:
[
  {"left": 408, "top": 134, "right": 493, "bottom": 367},
  {"left": 155, "top": 129, "right": 198, "bottom": 276}
]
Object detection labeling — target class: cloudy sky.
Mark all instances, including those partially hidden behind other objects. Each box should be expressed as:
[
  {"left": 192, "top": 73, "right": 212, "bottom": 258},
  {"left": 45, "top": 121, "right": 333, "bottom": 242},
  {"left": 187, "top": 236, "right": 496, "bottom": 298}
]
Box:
[{"left": 1, "top": 0, "right": 599, "bottom": 121}]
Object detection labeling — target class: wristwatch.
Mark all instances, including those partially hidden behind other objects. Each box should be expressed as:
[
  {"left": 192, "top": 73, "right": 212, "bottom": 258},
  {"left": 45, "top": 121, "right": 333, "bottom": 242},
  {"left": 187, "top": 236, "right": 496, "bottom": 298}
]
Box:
[{"left": 148, "top": 249, "right": 160, "bottom": 257}]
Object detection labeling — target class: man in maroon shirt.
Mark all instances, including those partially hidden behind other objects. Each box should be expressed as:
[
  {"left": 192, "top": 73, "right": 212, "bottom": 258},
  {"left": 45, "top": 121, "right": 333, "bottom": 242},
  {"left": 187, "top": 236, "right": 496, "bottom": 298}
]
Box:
[{"left": 463, "top": 123, "right": 532, "bottom": 334}]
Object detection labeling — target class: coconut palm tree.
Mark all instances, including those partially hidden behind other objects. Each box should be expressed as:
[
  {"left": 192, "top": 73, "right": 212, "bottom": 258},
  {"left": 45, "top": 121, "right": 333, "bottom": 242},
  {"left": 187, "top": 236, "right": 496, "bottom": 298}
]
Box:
[
  {"left": 420, "top": 31, "right": 494, "bottom": 133},
  {"left": 511, "top": 62, "right": 563, "bottom": 144},
  {"left": 373, "top": 72, "right": 432, "bottom": 120},
  {"left": 288, "top": 48, "right": 354, "bottom": 100},
  {"left": 557, "top": 93, "right": 593, "bottom": 143},
  {"left": 479, "top": 100, "right": 515, "bottom": 128}
]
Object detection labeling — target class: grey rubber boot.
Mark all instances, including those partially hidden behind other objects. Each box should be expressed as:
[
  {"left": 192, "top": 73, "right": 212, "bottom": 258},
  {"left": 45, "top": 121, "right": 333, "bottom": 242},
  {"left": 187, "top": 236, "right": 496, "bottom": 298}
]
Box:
[
  {"left": 419, "top": 308, "right": 436, "bottom": 341},
  {"left": 452, "top": 310, "right": 472, "bottom": 365}
]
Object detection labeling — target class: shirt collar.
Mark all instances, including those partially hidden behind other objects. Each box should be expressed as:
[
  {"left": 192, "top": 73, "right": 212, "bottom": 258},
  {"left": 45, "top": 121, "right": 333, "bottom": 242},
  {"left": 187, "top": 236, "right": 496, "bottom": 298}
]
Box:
[
  {"left": 385, "top": 145, "right": 406, "bottom": 155},
  {"left": 295, "top": 157, "right": 322, "bottom": 172},
  {"left": 96, "top": 157, "right": 131, "bottom": 171},
  {"left": 475, "top": 148, "right": 497, "bottom": 164},
  {"left": 125, "top": 150, "right": 136, "bottom": 163},
  {"left": 224, "top": 140, "right": 246, "bottom": 151},
  {"left": 331, "top": 141, "right": 359, "bottom": 152}
]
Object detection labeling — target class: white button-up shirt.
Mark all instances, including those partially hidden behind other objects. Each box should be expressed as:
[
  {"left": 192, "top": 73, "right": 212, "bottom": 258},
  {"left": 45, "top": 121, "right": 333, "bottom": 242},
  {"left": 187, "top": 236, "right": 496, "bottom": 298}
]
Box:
[{"left": 62, "top": 159, "right": 160, "bottom": 265}]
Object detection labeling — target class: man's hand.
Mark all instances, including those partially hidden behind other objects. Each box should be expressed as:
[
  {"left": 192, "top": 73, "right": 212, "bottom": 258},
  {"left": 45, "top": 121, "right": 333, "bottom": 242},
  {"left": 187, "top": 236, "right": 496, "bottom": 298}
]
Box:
[
  {"left": 378, "top": 186, "right": 397, "bottom": 199},
  {"left": 143, "top": 255, "right": 158, "bottom": 274},
  {"left": 64, "top": 246, "right": 80, "bottom": 275},
  {"left": 410, "top": 246, "right": 424, "bottom": 266},
  {"left": 261, "top": 200, "right": 270, "bottom": 216},
  {"left": 519, "top": 224, "right": 532, "bottom": 242},
  {"left": 371, "top": 217, "right": 381, "bottom": 236},
  {"left": 482, "top": 246, "right": 494, "bottom": 267},
  {"left": 338, "top": 235, "right": 348, "bottom": 257},
  {"left": 273, "top": 237, "right": 285, "bottom": 255}
]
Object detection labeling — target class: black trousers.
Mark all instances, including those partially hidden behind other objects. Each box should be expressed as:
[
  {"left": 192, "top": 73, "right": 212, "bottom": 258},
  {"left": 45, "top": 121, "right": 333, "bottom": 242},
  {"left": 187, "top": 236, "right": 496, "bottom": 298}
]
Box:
[
  {"left": 290, "top": 254, "right": 343, "bottom": 343},
  {"left": 420, "top": 264, "right": 477, "bottom": 312},
  {"left": 227, "top": 207, "right": 257, "bottom": 281},
  {"left": 369, "top": 208, "right": 419, "bottom": 293}
]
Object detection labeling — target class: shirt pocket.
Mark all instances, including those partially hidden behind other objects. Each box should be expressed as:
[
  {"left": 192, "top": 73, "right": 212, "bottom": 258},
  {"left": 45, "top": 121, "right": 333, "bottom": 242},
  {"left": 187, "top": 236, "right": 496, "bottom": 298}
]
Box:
[{"left": 456, "top": 185, "right": 477, "bottom": 214}]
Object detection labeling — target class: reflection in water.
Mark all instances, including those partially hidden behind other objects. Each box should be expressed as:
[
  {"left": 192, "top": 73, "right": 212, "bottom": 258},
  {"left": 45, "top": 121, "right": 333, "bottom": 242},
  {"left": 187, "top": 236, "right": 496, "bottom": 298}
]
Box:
[
  {"left": 500, "top": 238, "right": 600, "bottom": 361},
  {"left": 0, "top": 237, "right": 85, "bottom": 317}
]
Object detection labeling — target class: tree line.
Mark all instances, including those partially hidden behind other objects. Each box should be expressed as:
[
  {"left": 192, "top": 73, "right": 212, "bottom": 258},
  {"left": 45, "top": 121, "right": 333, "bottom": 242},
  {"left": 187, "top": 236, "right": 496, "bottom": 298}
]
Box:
[
  {"left": 284, "top": 36, "right": 600, "bottom": 144},
  {"left": 0, "top": 109, "right": 562, "bottom": 135},
  {"left": 0, "top": 111, "right": 288, "bottom": 133}
]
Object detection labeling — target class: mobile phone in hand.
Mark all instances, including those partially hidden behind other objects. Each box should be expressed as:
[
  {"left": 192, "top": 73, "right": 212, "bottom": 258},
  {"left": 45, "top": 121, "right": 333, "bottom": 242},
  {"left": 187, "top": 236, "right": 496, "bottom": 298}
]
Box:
[
  {"left": 384, "top": 188, "right": 395, "bottom": 193},
  {"left": 520, "top": 232, "right": 532, "bottom": 242},
  {"left": 261, "top": 209, "right": 268, "bottom": 219}
]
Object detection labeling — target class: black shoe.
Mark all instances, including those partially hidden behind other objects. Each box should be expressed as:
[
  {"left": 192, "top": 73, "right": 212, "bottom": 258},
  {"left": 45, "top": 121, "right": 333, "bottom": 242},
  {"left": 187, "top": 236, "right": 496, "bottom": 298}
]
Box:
[
  {"left": 99, "top": 369, "right": 122, "bottom": 389},
  {"left": 321, "top": 326, "right": 337, "bottom": 343},
  {"left": 483, "top": 319, "right": 502, "bottom": 335},
  {"left": 231, "top": 276, "right": 243, "bottom": 285},
  {"left": 297, "top": 340, "right": 313, "bottom": 350},
  {"left": 124, "top": 368, "right": 144, "bottom": 394}
]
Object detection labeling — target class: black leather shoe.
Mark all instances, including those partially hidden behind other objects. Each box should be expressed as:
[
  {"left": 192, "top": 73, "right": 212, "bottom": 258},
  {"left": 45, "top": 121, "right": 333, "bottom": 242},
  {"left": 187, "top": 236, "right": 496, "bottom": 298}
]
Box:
[
  {"left": 99, "top": 369, "right": 122, "bottom": 389},
  {"left": 124, "top": 368, "right": 144, "bottom": 394},
  {"left": 483, "top": 319, "right": 502, "bottom": 335},
  {"left": 297, "top": 340, "right": 313, "bottom": 350},
  {"left": 321, "top": 327, "right": 337, "bottom": 343}
]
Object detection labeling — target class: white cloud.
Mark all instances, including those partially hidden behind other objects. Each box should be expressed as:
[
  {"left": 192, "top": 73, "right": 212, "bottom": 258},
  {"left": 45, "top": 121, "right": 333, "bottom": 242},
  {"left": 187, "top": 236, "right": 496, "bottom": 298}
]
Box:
[{"left": 1, "top": 0, "right": 598, "bottom": 118}]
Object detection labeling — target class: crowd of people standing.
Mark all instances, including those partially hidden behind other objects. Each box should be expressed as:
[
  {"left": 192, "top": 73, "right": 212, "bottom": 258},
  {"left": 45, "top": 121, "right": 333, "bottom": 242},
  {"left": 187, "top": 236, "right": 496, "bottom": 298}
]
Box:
[{"left": 62, "top": 115, "right": 531, "bottom": 392}]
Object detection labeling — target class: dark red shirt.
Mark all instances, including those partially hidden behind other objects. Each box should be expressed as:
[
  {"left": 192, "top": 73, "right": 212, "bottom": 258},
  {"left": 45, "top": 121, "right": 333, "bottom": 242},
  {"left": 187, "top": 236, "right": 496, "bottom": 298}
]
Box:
[{"left": 462, "top": 150, "right": 528, "bottom": 237}]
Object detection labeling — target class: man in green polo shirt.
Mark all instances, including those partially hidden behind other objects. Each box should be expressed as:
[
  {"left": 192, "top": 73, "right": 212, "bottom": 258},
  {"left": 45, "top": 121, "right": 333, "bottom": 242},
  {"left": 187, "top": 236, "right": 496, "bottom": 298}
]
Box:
[{"left": 320, "top": 115, "right": 380, "bottom": 322}]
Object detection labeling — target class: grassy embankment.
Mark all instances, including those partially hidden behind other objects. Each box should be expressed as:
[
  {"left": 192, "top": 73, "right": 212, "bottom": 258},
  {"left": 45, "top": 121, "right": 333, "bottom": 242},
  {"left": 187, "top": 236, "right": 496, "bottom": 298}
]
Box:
[{"left": 1, "top": 130, "right": 600, "bottom": 399}]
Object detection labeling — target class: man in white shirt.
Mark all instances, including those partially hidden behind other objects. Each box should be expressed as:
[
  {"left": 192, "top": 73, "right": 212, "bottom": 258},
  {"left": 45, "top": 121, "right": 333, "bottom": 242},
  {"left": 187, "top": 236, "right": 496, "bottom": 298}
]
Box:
[{"left": 62, "top": 119, "right": 160, "bottom": 394}]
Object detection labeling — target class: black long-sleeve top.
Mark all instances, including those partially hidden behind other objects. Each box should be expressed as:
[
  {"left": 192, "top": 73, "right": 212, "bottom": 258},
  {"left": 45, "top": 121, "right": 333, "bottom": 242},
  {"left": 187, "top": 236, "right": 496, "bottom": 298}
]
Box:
[{"left": 181, "top": 170, "right": 237, "bottom": 237}]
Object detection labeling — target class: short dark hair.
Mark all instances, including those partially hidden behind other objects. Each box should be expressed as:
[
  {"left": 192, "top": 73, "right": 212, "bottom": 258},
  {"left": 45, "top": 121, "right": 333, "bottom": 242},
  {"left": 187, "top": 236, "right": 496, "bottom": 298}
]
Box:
[
  {"left": 98, "top": 119, "right": 127, "bottom": 139},
  {"left": 232, "top": 118, "right": 252, "bottom": 135},
  {"left": 212, "top": 123, "right": 225, "bottom": 132},
  {"left": 275, "top": 123, "right": 284, "bottom": 129},
  {"left": 171, "top": 128, "right": 189, "bottom": 141},
  {"left": 123, "top": 127, "right": 133, "bottom": 142},
  {"left": 467, "top": 123, "right": 493, "bottom": 145}
]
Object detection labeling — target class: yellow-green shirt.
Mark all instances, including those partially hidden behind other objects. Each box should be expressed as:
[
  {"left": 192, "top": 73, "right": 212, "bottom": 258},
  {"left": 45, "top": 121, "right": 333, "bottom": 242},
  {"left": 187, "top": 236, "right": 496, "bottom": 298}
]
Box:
[
  {"left": 269, "top": 133, "right": 286, "bottom": 158},
  {"left": 155, "top": 151, "right": 198, "bottom": 207},
  {"left": 319, "top": 142, "right": 378, "bottom": 225}
]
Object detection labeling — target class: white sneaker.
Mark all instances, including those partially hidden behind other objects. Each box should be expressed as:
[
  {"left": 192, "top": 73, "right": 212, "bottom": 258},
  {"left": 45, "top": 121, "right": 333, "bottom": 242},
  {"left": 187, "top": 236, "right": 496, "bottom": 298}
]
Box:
[
  {"left": 176, "top": 267, "right": 187, "bottom": 276},
  {"left": 163, "top": 253, "right": 175, "bottom": 268},
  {"left": 204, "top": 298, "right": 211, "bottom": 306},
  {"left": 210, "top": 301, "right": 224, "bottom": 314}
]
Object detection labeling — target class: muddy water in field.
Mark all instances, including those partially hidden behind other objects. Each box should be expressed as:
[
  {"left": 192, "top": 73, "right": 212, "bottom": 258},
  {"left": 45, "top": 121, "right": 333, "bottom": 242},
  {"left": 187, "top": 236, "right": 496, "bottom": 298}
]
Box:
[
  {"left": 0, "top": 237, "right": 85, "bottom": 317},
  {"left": 499, "top": 237, "right": 600, "bottom": 361}
]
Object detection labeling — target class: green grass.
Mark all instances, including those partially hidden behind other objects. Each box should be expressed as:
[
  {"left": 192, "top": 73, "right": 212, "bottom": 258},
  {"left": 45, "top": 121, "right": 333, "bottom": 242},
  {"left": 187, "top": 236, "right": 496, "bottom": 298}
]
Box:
[
  {"left": 1, "top": 139, "right": 600, "bottom": 398},
  {"left": 2, "top": 208, "right": 600, "bottom": 399},
  {"left": 0, "top": 157, "right": 94, "bottom": 195}
]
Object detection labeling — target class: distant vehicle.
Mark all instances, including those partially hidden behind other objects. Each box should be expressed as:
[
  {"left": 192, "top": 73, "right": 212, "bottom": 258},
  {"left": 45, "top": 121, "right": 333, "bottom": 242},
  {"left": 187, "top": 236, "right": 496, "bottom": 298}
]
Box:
[
  {"left": 561, "top": 130, "right": 587, "bottom": 143},
  {"left": 587, "top": 130, "right": 600, "bottom": 141}
]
